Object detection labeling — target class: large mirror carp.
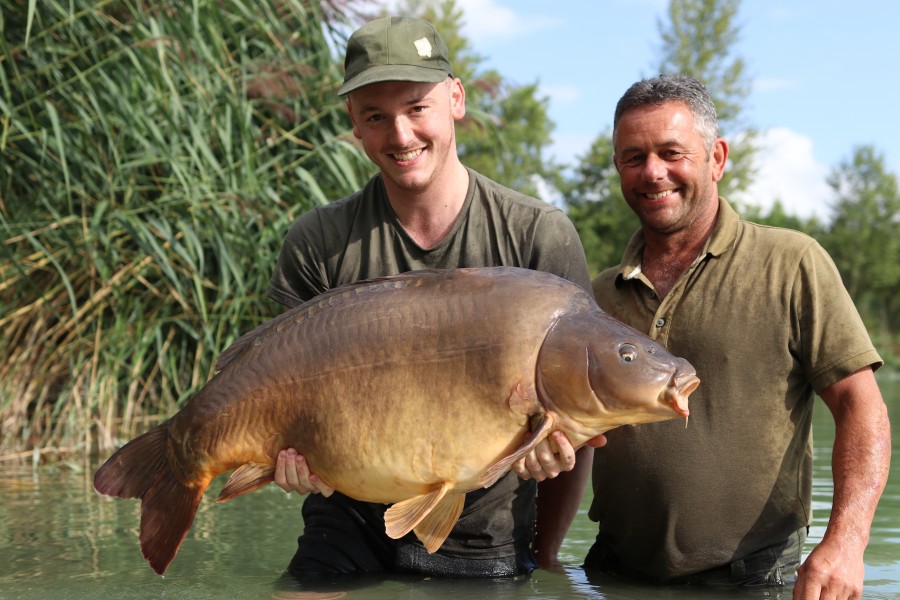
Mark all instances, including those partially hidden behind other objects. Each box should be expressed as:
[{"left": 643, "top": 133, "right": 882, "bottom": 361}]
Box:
[{"left": 94, "top": 267, "right": 699, "bottom": 575}]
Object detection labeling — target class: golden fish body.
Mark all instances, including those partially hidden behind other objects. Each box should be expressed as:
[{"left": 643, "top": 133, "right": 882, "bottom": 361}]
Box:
[{"left": 94, "top": 267, "right": 699, "bottom": 575}]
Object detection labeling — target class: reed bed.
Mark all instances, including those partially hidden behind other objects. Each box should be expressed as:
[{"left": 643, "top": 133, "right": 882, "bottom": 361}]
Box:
[{"left": 0, "top": 0, "right": 373, "bottom": 458}]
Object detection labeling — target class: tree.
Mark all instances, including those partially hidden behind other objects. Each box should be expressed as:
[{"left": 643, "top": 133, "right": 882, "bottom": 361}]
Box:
[
  {"left": 561, "top": 134, "right": 639, "bottom": 275},
  {"left": 740, "top": 200, "right": 823, "bottom": 235},
  {"left": 822, "top": 146, "right": 900, "bottom": 335},
  {"left": 656, "top": 0, "right": 757, "bottom": 200}
]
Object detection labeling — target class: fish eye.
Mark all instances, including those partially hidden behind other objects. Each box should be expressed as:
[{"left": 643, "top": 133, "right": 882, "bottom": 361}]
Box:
[{"left": 619, "top": 344, "right": 638, "bottom": 363}]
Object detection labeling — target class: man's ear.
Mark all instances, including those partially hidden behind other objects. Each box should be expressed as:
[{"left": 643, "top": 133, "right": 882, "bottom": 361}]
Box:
[
  {"left": 346, "top": 98, "right": 362, "bottom": 139},
  {"left": 711, "top": 138, "right": 729, "bottom": 182},
  {"left": 449, "top": 78, "right": 466, "bottom": 121}
]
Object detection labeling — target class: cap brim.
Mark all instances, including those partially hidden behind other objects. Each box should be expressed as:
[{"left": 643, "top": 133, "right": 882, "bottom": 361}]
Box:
[{"left": 338, "top": 65, "right": 450, "bottom": 96}]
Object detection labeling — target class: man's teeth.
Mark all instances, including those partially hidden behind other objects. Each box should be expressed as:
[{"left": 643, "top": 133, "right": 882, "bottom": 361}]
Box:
[
  {"left": 393, "top": 149, "right": 423, "bottom": 161},
  {"left": 647, "top": 190, "right": 674, "bottom": 199}
]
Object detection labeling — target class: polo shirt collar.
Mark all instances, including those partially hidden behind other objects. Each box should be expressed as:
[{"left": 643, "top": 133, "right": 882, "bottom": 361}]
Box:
[{"left": 618, "top": 197, "right": 739, "bottom": 281}]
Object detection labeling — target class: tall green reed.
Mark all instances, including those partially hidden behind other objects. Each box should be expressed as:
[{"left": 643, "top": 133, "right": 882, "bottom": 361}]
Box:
[{"left": 0, "top": 0, "right": 373, "bottom": 458}]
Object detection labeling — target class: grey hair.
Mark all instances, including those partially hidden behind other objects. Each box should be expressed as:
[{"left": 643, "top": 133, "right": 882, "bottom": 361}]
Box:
[{"left": 613, "top": 74, "right": 720, "bottom": 151}]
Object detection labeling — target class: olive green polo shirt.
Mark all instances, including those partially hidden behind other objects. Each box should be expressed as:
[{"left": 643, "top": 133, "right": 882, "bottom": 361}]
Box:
[{"left": 589, "top": 198, "right": 882, "bottom": 582}]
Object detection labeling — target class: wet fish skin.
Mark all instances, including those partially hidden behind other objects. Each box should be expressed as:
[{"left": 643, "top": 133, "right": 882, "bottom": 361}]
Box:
[{"left": 93, "top": 267, "right": 698, "bottom": 575}]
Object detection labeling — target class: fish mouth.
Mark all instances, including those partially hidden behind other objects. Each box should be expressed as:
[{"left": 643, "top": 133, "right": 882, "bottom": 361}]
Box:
[{"left": 662, "top": 372, "right": 699, "bottom": 418}]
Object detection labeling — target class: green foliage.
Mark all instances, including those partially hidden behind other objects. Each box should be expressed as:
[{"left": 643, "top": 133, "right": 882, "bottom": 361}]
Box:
[
  {"left": 821, "top": 146, "right": 900, "bottom": 334},
  {"left": 739, "top": 200, "right": 824, "bottom": 235},
  {"left": 560, "top": 133, "right": 639, "bottom": 275},
  {"left": 0, "top": 0, "right": 372, "bottom": 455}
]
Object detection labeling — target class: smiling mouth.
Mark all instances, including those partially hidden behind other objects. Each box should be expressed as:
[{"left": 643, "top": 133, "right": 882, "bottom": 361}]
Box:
[
  {"left": 645, "top": 189, "right": 676, "bottom": 200},
  {"left": 392, "top": 148, "right": 423, "bottom": 161}
]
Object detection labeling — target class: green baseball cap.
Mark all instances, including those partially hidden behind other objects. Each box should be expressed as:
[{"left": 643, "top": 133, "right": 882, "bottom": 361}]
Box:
[{"left": 338, "top": 16, "right": 453, "bottom": 96}]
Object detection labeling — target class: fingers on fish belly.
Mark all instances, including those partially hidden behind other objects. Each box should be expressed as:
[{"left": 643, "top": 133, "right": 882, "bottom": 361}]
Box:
[
  {"left": 477, "top": 412, "right": 558, "bottom": 488},
  {"left": 384, "top": 481, "right": 465, "bottom": 553}
]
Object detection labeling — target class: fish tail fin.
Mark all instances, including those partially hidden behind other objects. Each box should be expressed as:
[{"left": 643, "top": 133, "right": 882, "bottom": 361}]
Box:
[{"left": 93, "top": 424, "right": 208, "bottom": 576}]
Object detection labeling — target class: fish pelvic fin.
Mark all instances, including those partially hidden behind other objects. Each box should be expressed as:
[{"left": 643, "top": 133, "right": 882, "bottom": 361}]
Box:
[
  {"left": 93, "top": 423, "right": 209, "bottom": 576},
  {"left": 215, "top": 462, "right": 276, "bottom": 502},
  {"left": 477, "top": 412, "right": 558, "bottom": 489},
  {"left": 413, "top": 493, "right": 466, "bottom": 553},
  {"left": 384, "top": 481, "right": 457, "bottom": 545}
]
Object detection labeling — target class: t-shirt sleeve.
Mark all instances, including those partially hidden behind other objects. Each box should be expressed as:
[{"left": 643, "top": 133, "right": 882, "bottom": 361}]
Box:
[
  {"left": 795, "top": 240, "right": 883, "bottom": 392},
  {"left": 529, "top": 209, "right": 592, "bottom": 292},
  {"left": 267, "top": 209, "right": 331, "bottom": 309}
]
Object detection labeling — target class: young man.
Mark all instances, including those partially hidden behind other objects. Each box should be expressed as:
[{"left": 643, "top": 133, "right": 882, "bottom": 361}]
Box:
[
  {"left": 267, "top": 16, "right": 596, "bottom": 578},
  {"left": 584, "top": 74, "right": 891, "bottom": 597}
]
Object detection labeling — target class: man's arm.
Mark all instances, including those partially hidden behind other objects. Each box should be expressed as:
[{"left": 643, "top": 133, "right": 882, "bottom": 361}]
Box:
[
  {"left": 793, "top": 366, "right": 891, "bottom": 600},
  {"left": 532, "top": 441, "right": 594, "bottom": 569},
  {"left": 511, "top": 431, "right": 607, "bottom": 568}
]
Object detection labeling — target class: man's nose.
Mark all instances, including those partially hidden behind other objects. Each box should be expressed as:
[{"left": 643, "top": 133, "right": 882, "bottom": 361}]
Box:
[
  {"left": 388, "top": 117, "right": 414, "bottom": 145},
  {"left": 642, "top": 154, "right": 667, "bottom": 181}
]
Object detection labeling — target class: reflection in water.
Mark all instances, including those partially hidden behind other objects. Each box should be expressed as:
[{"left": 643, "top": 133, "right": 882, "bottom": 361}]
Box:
[{"left": 0, "top": 379, "right": 897, "bottom": 600}]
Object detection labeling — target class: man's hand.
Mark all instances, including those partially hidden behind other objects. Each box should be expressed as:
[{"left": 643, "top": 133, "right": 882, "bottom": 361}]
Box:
[
  {"left": 512, "top": 430, "right": 606, "bottom": 481},
  {"left": 273, "top": 448, "right": 335, "bottom": 496},
  {"left": 793, "top": 536, "right": 864, "bottom": 600}
]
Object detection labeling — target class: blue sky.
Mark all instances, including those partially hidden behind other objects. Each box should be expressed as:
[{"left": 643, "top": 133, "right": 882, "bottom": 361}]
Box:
[{"left": 433, "top": 0, "right": 900, "bottom": 221}]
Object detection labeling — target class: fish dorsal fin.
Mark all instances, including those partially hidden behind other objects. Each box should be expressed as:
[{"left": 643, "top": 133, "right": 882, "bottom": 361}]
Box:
[
  {"left": 413, "top": 493, "right": 466, "bottom": 553},
  {"left": 478, "top": 412, "right": 558, "bottom": 489},
  {"left": 384, "top": 480, "right": 454, "bottom": 542},
  {"left": 214, "top": 462, "right": 275, "bottom": 503}
]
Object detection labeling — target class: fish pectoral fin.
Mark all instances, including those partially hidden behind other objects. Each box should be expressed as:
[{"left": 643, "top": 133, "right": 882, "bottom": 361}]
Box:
[
  {"left": 384, "top": 480, "right": 454, "bottom": 542},
  {"left": 478, "top": 412, "right": 558, "bottom": 489},
  {"left": 413, "top": 493, "right": 466, "bottom": 553},
  {"left": 215, "top": 462, "right": 275, "bottom": 503}
]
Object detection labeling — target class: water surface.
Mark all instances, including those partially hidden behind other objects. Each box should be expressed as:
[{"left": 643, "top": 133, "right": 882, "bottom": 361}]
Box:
[{"left": 1, "top": 380, "right": 897, "bottom": 599}]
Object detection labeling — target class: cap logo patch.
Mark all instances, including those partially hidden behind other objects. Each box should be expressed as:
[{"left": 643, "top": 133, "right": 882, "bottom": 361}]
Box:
[{"left": 413, "top": 38, "right": 433, "bottom": 58}]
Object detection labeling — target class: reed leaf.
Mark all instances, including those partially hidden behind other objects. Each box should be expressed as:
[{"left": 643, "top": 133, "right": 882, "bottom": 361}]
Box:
[{"left": 1, "top": 0, "right": 374, "bottom": 458}]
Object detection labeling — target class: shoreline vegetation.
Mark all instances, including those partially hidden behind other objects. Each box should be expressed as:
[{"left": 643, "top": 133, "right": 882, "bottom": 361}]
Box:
[{"left": 3, "top": 1, "right": 898, "bottom": 463}]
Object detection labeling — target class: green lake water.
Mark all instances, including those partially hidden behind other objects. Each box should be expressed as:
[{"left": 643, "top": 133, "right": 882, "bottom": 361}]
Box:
[{"left": 1, "top": 379, "right": 898, "bottom": 599}]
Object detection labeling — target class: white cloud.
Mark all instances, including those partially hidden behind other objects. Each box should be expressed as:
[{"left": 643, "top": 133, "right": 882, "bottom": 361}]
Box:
[
  {"left": 737, "top": 128, "right": 832, "bottom": 222},
  {"left": 374, "top": 0, "right": 557, "bottom": 43},
  {"left": 454, "top": 0, "right": 559, "bottom": 40},
  {"left": 456, "top": 0, "right": 562, "bottom": 40}
]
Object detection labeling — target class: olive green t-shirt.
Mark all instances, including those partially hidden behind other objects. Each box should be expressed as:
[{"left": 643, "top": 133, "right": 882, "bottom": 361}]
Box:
[
  {"left": 268, "top": 167, "right": 590, "bottom": 561},
  {"left": 589, "top": 198, "right": 882, "bottom": 582},
  {"left": 269, "top": 167, "right": 591, "bottom": 305}
]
